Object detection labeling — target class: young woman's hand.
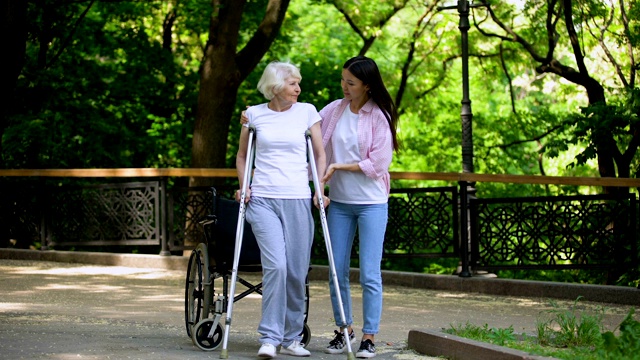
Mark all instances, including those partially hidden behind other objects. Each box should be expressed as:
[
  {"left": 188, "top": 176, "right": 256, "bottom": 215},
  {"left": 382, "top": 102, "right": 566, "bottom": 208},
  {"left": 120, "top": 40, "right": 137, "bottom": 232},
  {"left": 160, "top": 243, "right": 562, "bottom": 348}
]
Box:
[
  {"left": 321, "top": 164, "right": 337, "bottom": 183},
  {"left": 322, "top": 162, "right": 361, "bottom": 183}
]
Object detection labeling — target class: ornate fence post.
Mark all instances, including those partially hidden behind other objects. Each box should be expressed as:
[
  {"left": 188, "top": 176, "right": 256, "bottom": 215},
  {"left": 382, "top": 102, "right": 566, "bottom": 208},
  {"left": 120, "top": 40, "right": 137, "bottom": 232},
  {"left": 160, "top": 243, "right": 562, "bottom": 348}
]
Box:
[
  {"left": 39, "top": 178, "right": 50, "bottom": 251},
  {"left": 159, "top": 177, "right": 171, "bottom": 256},
  {"left": 458, "top": 181, "right": 471, "bottom": 277}
]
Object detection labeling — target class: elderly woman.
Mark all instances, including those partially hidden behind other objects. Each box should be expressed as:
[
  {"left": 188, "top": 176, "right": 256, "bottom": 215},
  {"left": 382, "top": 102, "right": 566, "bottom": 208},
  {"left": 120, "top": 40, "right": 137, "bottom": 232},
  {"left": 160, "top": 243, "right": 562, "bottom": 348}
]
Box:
[{"left": 235, "top": 61, "right": 327, "bottom": 358}]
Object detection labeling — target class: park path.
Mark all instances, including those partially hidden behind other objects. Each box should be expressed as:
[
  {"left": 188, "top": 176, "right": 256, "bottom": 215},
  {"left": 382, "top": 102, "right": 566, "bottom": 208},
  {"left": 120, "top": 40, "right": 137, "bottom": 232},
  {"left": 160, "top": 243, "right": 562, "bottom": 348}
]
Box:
[{"left": 0, "top": 258, "right": 635, "bottom": 360}]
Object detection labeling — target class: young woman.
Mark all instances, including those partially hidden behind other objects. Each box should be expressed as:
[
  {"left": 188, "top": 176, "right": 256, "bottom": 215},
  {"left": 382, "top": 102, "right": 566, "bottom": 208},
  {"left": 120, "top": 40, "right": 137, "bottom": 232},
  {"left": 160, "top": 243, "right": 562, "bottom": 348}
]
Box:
[{"left": 320, "top": 56, "right": 399, "bottom": 359}]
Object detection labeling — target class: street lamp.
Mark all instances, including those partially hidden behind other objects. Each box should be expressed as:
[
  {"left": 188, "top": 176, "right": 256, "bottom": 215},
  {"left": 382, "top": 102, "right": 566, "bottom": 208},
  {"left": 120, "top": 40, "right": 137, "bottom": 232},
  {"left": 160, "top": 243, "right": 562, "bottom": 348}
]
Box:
[{"left": 438, "top": 0, "right": 486, "bottom": 278}]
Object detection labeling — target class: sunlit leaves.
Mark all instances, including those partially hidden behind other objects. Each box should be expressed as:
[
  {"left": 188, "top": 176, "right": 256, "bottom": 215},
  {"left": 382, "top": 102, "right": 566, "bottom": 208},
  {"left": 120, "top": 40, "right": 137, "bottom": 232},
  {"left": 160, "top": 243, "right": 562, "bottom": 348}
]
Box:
[{"left": 8, "top": 0, "right": 636, "bottom": 192}]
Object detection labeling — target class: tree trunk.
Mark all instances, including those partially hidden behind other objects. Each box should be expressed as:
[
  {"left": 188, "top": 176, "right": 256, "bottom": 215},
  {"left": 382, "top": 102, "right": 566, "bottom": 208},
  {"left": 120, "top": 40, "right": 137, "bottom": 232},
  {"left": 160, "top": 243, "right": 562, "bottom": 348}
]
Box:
[
  {"left": 190, "top": 0, "right": 290, "bottom": 186},
  {"left": 190, "top": 50, "right": 242, "bottom": 184},
  {"left": 185, "top": 0, "right": 290, "bottom": 252},
  {"left": 539, "top": 56, "right": 624, "bottom": 189},
  {"left": 1, "top": 0, "right": 28, "bottom": 168}
]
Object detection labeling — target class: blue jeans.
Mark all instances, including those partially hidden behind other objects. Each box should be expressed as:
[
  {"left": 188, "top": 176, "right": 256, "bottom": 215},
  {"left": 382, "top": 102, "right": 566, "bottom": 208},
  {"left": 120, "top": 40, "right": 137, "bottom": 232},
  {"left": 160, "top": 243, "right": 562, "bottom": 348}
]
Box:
[{"left": 327, "top": 201, "right": 388, "bottom": 335}]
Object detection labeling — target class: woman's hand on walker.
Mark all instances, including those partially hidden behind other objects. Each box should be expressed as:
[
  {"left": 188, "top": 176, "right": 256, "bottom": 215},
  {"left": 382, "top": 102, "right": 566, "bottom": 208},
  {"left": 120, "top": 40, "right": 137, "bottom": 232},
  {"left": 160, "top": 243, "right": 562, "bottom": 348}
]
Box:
[
  {"left": 313, "top": 194, "right": 330, "bottom": 209},
  {"left": 235, "top": 188, "right": 251, "bottom": 203}
]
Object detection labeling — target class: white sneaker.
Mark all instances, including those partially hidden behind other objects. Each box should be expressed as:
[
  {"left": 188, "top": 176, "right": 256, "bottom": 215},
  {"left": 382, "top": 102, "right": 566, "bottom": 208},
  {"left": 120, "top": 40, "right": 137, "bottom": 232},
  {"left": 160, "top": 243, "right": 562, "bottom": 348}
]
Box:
[
  {"left": 280, "top": 340, "right": 310, "bottom": 357},
  {"left": 258, "top": 343, "right": 277, "bottom": 358}
]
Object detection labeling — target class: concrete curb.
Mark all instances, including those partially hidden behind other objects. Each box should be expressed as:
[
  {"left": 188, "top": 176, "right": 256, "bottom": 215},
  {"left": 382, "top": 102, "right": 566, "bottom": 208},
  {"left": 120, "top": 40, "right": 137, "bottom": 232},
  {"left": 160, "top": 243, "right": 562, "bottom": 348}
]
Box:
[
  {"left": 1, "top": 248, "right": 638, "bottom": 306},
  {"left": 0, "top": 248, "right": 188, "bottom": 270},
  {"left": 378, "top": 269, "right": 640, "bottom": 306},
  {"left": 408, "top": 329, "right": 558, "bottom": 360}
]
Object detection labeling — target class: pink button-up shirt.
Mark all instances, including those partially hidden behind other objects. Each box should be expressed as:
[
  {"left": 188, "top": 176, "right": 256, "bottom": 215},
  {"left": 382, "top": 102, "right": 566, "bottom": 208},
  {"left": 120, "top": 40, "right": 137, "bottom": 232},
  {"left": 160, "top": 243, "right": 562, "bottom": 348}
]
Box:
[{"left": 319, "top": 98, "right": 394, "bottom": 197}]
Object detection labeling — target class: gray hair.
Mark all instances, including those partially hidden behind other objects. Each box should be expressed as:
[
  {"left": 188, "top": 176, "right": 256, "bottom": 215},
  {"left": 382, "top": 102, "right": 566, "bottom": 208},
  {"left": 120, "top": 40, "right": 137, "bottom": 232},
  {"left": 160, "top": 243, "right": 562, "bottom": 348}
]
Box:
[{"left": 257, "top": 61, "right": 302, "bottom": 100}]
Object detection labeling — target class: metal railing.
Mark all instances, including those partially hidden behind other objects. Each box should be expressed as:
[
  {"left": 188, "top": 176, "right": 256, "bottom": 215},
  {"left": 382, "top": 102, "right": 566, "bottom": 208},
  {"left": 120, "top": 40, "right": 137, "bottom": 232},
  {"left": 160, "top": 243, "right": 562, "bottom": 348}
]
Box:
[
  {"left": 43, "top": 180, "right": 165, "bottom": 248},
  {"left": 469, "top": 191, "right": 638, "bottom": 284},
  {"left": 1, "top": 169, "right": 638, "bottom": 283}
]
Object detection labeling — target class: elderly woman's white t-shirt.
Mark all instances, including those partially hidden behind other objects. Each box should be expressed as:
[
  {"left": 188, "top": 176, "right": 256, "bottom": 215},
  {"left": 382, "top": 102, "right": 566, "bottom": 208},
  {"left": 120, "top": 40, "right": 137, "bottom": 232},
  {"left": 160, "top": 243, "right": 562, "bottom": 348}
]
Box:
[{"left": 244, "top": 102, "right": 321, "bottom": 199}]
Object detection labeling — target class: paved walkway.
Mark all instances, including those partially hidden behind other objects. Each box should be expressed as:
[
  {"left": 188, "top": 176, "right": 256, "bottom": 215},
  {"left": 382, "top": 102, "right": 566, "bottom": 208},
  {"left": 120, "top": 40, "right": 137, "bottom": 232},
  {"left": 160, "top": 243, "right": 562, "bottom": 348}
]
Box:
[{"left": 0, "top": 252, "right": 637, "bottom": 360}]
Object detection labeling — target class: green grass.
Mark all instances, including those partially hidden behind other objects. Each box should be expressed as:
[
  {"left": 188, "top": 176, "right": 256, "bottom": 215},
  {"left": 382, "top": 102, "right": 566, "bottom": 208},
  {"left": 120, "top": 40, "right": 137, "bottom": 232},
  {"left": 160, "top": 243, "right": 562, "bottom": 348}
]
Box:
[{"left": 445, "top": 298, "right": 640, "bottom": 360}]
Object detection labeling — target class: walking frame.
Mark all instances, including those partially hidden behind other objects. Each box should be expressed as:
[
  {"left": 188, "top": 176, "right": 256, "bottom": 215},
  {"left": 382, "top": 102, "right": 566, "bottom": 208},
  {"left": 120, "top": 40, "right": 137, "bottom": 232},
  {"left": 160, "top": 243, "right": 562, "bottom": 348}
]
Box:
[
  {"left": 220, "top": 125, "right": 256, "bottom": 359},
  {"left": 219, "top": 126, "right": 354, "bottom": 359},
  {"left": 306, "top": 129, "right": 356, "bottom": 360}
]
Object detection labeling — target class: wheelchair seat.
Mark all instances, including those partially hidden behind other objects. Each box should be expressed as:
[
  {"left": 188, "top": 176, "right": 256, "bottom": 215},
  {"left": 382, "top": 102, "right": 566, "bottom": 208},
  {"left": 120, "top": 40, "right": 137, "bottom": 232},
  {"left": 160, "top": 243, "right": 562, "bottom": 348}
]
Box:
[{"left": 207, "top": 196, "right": 261, "bottom": 273}]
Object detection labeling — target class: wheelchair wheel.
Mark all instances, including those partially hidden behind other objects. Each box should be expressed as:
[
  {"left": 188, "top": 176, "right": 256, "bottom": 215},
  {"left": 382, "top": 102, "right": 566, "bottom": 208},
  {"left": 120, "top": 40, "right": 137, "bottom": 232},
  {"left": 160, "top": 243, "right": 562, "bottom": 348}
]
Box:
[
  {"left": 192, "top": 318, "right": 224, "bottom": 351},
  {"left": 300, "top": 322, "right": 311, "bottom": 348},
  {"left": 184, "top": 243, "right": 212, "bottom": 339}
]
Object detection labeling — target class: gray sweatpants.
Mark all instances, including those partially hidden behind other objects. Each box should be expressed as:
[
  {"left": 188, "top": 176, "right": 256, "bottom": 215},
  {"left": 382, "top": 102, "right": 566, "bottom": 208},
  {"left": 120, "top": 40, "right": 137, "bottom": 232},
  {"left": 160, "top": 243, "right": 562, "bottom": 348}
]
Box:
[{"left": 245, "top": 196, "right": 313, "bottom": 347}]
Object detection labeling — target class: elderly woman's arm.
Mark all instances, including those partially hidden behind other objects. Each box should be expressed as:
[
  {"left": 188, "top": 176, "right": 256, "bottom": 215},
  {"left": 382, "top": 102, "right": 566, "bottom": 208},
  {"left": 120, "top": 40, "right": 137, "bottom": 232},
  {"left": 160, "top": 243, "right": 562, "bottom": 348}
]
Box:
[
  {"left": 309, "top": 122, "right": 329, "bottom": 208},
  {"left": 235, "top": 126, "right": 252, "bottom": 203}
]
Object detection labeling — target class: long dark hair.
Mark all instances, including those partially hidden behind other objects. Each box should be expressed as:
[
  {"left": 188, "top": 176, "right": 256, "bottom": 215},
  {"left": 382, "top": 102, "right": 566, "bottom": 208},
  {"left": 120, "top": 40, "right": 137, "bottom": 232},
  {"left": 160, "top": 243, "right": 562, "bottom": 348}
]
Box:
[{"left": 343, "top": 56, "right": 399, "bottom": 151}]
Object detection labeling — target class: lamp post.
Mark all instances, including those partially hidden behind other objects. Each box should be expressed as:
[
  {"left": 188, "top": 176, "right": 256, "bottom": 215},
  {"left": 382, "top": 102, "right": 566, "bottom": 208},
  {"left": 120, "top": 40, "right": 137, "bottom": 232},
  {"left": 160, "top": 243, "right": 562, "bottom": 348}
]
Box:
[{"left": 438, "top": 0, "right": 486, "bottom": 278}]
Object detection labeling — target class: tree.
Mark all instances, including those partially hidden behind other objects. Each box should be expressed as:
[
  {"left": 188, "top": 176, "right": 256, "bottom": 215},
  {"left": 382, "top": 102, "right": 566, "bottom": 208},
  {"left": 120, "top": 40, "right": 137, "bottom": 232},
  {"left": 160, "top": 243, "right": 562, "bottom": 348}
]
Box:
[
  {"left": 474, "top": 0, "right": 639, "bottom": 186},
  {"left": 2, "top": 0, "right": 221, "bottom": 170},
  {"left": 189, "top": 0, "right": 290, "bottom": 186},
  {"left": 325, "top": 0, "right": 410, "bottom": 55},
  {"left": 2, "top": 0, "right": 29, "bottom": 168}
]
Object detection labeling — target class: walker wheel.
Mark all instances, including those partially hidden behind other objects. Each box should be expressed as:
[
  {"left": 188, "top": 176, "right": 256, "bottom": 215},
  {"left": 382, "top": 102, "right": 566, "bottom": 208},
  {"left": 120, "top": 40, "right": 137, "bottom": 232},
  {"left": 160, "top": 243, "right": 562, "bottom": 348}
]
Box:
[
  {"left": 192, "top": 318, "right": 223, "bottom": 351},
  {"left": 184, "top": 243, "right": 211, "bottom": 340},
  {"left": 300, "top": 323, "right": 311, "bottom": 348}
]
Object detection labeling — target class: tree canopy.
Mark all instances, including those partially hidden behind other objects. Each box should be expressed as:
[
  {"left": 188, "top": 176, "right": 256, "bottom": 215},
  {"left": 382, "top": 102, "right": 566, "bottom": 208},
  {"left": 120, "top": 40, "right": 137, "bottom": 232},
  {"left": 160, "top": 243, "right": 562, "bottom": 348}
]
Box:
[{"left": 2, "top": 0, "right": 639, "bottom": 196}]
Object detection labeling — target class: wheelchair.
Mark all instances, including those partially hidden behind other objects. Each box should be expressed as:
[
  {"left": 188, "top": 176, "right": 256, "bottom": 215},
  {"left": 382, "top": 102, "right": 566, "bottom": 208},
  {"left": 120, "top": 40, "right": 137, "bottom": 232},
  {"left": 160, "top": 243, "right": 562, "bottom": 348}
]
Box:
[{"left": 184, "top": 189, "right": 312, "bottom": 351}]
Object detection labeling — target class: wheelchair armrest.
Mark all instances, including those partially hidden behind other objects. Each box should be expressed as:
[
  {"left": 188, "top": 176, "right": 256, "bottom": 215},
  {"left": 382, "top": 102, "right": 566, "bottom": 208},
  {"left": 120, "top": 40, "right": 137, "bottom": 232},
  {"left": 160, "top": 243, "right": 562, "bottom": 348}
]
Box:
[{"left": 199, "top": 214, "right": 217, "bottom": 226}]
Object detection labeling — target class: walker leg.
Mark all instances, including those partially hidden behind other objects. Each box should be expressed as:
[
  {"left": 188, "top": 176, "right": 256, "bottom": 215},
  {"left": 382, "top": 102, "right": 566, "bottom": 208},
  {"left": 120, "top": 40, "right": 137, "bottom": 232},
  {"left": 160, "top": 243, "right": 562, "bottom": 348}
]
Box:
[
  {"left": 220, "top": 126, "right": 256, "bottom": 358},
  {"left": 305, "top": 131, "right": 355, "bottom": 360}
]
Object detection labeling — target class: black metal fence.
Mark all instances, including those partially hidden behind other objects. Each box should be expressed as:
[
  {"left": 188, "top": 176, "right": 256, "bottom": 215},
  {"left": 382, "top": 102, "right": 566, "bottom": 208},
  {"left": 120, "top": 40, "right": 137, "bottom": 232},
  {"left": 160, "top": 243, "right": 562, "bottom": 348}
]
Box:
[
  {"left": 1, "top": 178, "right": 637, "bottom": 283},
  {"left": 469, "top": 191, "right": 638, "bottom": 283},
  {"left": 309, "top": 187, "right": 459, "bottom": 262},
  {"left": 44, "top": 181, "right": 165, "bottom": 248}
]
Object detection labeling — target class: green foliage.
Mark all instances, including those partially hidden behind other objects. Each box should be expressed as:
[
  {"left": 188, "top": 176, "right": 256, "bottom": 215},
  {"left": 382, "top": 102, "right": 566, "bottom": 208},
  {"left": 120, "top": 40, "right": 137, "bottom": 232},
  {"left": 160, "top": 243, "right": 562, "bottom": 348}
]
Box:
[
  {"left": 536, "top": 297, "right": 604, "bottom": 348},
  {"left": 474, "top": 0, "right": 639, "bottom": 181},
  {"left": 446, "top": 322, "right": 494, "bottom": 342},
  {"left": 629, "top": 2, "right": 640, "bottom": 48},
  {"left": 381, "top": 257, "right": 458, "bottom": 274},
  {"left": 596, "top": 309, "right": 640, "bottom": 359},
  {"left": 6, "top": 0, "right": 638, "bottom": 186},
  {"left": 615, "top": 269, "right": 640, "bottom": 289},
  {"left": 563, "top": 90, "right": 640, "bottom": 170},
  {"left": 6, "top": 0, "right": 618, "bottom": 183},
  {"left": 487, "top": 325, "right": 517, "bottom": 346},
  {"left": 5, "top": 0, "right": 640, "bottom": 287},
  {"left": 495, "top": 268, "right": 611, "bottom": 286},
  {"left": 445, "top": 323, "right": 519, "bottom": 348},
  {"left": 447, "top": 300, "right": 640, "bottom": 360},
  {"left": 5, "top": 1, "right": 201, "bottom": 168}
]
